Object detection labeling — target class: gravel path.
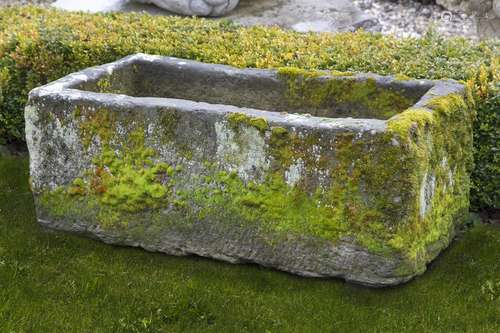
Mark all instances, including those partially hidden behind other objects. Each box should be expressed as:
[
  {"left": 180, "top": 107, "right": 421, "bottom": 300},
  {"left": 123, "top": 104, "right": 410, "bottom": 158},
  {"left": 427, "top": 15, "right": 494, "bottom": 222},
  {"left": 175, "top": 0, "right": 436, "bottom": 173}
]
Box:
[
  {"left": 354, "top": 0, "right": 478, "bottom": 39},
  {"left": 0, "top": 0, "right": 54, "bottom": 5},
  {"left": 1, "top": 0, "right": 478, "bottom": 39}
]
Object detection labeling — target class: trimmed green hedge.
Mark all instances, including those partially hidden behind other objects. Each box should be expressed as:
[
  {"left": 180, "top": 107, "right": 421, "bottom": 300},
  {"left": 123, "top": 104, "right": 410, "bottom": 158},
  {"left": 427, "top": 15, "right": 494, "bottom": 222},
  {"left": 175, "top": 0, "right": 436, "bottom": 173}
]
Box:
[{"left": 0, "top": 6, "right": 498, "bottom": 209}]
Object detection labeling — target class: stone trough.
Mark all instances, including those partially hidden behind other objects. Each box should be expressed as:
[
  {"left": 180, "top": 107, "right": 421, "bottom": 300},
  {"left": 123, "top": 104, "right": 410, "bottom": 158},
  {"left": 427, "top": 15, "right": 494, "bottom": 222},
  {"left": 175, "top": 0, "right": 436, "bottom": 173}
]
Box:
[{"left": 25, "top": 54, "right": 473, "bottom": 286}]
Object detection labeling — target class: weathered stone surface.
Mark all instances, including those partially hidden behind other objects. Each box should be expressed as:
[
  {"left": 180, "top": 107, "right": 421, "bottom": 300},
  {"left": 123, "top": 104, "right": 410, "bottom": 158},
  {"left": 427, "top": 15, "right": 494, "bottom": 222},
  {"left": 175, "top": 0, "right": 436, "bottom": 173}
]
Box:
[
  {"left": 134, "top": 0, "right": 239, "bottom": 16},
  {"left": 26, "top": 54, "right": 472, "bottom": 286}
]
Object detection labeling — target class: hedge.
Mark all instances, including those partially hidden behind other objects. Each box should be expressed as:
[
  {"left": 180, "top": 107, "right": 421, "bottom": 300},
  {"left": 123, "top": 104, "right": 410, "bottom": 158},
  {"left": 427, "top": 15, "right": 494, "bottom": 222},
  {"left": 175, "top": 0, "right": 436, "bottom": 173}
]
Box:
[{"left": 0, "top": 6, "right": 498, "bottom": 209}]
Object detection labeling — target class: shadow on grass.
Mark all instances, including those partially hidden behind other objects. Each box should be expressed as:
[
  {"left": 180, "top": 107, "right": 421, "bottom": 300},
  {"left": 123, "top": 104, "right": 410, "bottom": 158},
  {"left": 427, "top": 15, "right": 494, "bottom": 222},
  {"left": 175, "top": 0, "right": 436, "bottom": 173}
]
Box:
[{"left": 0, "top": 156, "right": 498, "bottom": 332}]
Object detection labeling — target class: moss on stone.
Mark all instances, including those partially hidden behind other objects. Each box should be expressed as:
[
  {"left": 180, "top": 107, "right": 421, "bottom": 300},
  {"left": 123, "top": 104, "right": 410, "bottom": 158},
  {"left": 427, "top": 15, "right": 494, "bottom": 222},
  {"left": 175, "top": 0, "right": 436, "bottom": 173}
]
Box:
[
  {"left": 41, "top": 110, "right": 178, "bottom": 229},
  {"left": 386, "top": 94, "right": 472, "bottom": 261},
  {"left": 159, "top": 109, "right": 180, "bottom": 144},
  {"left": 77, "top": 107, "right": 116, "bottom": 149},
  {"left": 67, "top": 178, "right": 86, "bottom": 196},
  {"left": 226, "top": 112, "right": 269, "bottom": 133},
  {"left": 96, "top": 77, "right": 113, "bottom": 93},
  {"left": 269, "top": 126, "right": 293, "bottom": 168},
  {"left": 277, "top": 67, "right": 415, "bottom": 120},
  {"left": 156, "top": 109, "right": 195, "bottom": 160},
  {"left": 42, "top": 108, "right": 410, "bottom": 255},
  {"left": 394, "top": 73, "right": 412, "bottom": 81},
  {"left": 426, "top": 93, "right": 468, "bottom": 117},
  {"left": 179, "top": 127, "right": 414, "bottom": 255},
  {"left": 387, "top": 108, "right": 434, "bottom": 139},
  {"left": 190, "top": 169, "right": 350, "bottom": 242},
  {"left": 39, "top": 89, "right": 472, "bottom": 268}
]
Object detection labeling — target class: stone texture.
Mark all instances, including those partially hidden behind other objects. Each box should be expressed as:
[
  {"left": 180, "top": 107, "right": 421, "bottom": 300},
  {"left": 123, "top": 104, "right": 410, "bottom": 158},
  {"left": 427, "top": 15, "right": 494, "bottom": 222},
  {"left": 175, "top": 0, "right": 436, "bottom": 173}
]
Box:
[
  {"left": 134, "top": 0, "right": 239, "bottom": 16},
  {"left": 26, "top": 54, "right": 472, "bottom": 287}
]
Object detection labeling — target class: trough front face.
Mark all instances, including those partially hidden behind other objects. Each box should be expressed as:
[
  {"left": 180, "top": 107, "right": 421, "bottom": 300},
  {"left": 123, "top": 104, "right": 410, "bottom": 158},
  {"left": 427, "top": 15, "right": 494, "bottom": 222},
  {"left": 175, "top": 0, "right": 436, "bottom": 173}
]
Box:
[{"left": 25, "top": 54, "right": 473, "bottom": 286}]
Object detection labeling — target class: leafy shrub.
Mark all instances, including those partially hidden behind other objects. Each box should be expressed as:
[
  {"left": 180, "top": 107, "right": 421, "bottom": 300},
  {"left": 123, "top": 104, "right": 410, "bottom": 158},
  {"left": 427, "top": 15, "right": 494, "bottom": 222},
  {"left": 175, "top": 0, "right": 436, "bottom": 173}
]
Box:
[
  {"left": 0, "top": 6, "right": 498, "bottom": 208},
  {"left": 468, "top": 65, "right": 499, "bottom": 210}
]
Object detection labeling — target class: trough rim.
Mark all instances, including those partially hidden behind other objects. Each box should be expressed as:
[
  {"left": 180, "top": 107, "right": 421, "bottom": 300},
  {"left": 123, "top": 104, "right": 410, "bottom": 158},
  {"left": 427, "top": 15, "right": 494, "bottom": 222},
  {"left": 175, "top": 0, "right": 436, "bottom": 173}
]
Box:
[{"left": 28, "top": 53, "right": 465, "bottom": 133}]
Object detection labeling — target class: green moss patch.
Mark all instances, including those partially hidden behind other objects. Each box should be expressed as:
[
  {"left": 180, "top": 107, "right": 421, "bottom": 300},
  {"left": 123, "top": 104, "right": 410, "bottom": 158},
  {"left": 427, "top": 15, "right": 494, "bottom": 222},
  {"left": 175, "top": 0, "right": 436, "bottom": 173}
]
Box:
[
  {"left": 226, "top": 112, "right": 269, "bottom": 133},
  {"left": 387, "top": 94, "right": 473, "bottom": 260},
  {"left": 40, "top": 108, "right": 178, "bottom": 229},
  {"left": 278, "top": 67, "right": 415, "bottom": 119}
]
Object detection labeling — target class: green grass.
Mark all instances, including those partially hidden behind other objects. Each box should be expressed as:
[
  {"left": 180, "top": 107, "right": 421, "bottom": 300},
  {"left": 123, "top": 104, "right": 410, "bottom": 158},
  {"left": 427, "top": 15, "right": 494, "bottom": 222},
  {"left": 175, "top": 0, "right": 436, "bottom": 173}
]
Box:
[{"left": 0, "top": 156, "right": 499, "bottom": 332}]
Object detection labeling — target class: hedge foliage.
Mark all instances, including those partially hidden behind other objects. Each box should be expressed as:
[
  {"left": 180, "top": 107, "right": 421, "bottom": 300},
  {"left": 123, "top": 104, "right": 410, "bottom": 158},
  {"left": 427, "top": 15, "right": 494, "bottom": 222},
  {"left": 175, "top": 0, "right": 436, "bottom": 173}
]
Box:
[{"left": 0, "top": 6, "right": 498, "bottom": 209}]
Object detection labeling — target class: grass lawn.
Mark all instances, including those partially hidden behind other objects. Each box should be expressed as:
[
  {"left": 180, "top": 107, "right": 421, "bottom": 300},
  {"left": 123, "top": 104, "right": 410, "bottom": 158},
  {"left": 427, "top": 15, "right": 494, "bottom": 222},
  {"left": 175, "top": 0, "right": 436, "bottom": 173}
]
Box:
[{"left": 0, "top": 156, "right": 499, "bottom": 332}]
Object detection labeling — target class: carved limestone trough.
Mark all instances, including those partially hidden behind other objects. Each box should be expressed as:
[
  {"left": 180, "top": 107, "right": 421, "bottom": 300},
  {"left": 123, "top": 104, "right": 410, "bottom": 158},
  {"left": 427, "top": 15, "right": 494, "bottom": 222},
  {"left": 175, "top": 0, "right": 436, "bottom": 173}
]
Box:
[{"left": 26, "top": 54, "right": 472, "bottom": 286}]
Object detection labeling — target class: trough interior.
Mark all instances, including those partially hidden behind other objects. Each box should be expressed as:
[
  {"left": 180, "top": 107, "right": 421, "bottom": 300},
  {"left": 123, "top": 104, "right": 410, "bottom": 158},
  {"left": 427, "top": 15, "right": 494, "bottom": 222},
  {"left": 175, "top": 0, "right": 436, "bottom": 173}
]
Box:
[{"left": 76, "top": 59, "right": 432, "bottom": 120}]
